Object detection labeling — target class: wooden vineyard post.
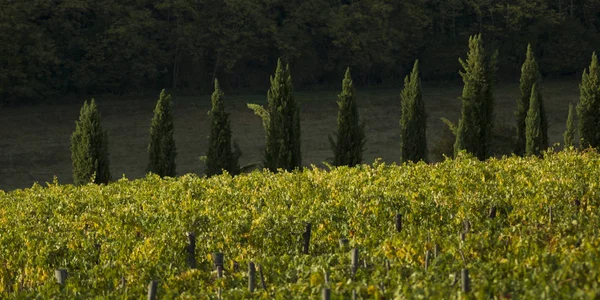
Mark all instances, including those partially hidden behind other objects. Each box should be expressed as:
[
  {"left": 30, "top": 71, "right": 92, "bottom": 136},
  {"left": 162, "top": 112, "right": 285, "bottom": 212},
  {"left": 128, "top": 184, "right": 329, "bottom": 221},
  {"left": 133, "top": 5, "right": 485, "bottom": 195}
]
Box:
[
  {"left": 489, "top": 206, "right": 496, "bottom": 219},
  {"left": 323, "top": 270, "right": 329, "bottom": 285},
  {"left": 322, "top": 288, "right": 331, "bottom": 300},
  {"left": 395, "top": 213, "right": 402, "bottom": 232},
  {"left": 213, "top": 252, "right": 224, "bottom": 269},
  {"left": 425, "top": 250, "right": 430, "bottom": 271},
  {"left": 352, "top": 289, "right": 357, "bottom": 300},
  {"left": 351, "top": 248, "right": 359, "bottom": 275},
  {"left": 186, "top": 232, "right": 196, "bottom": 269},
  {"left": 460, "top": 232, "right": 466, "bottom": 242},
  {"left": 549, "top": 206, "right": 552, "bottom": 224},
  {"left": 147, "top": 280, "right": 158, "bottom": 300},
  {"left": 303, "top": 223, "right": 312, "bottom": 255},
  {"left": 463, "top": 219, "right": 470, "bottom": 232},
  {"left": 434, "top": 244, "right": 439, "bottom": 258},
  {"left": 55, "top": 269, "right": 67, "bottom": 286},
  {"left": 258, "top": 264, "right": 267, "bottom": 291},
  {"left": 248, "top": 262, "right": 256, "bottom": 293},
  {"left": 216, "top": 261, "right": 223, "bottom": 300},
  {"left": 461, "top": 269, "right": 470, "bottom": 293}
]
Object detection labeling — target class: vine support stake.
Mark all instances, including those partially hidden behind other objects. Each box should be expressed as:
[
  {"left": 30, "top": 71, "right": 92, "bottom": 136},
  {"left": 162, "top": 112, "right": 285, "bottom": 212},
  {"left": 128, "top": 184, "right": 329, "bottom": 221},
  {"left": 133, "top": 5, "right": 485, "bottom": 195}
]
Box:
[
  {"left": 258, "top": 264, "right": 267, "bottom": 291},
  {"left": 322, "top": 288, "right": 331, "bottom": 300},
  {"left": 395, "top": 213, "right": 402, "bottom": 232},
  {"left": 248, "top": 262, "right": 256, "bottom": 293},
  {"left": 461, "top": 269, "right": 470, "bottom": 293},
  {"left": 303, "top": 223, "right": 312, "bottom": 255},
  {"left": 186, "top": 232, "right": 196, "bottom": 269},
  {"left": 55, "top": 269, "right": 67, "bottom": 285},
  {"left": 147, "top": 280, "right": 158, "bottom": 300},
  {"left": 351, "top": 248, "right": 359, "bottom": 275},
  {"left": 425, "top": 250, "right": 430, "bottom": 271},
  {"left": 213, "top": 252, "right": 224, "bottom": 270},
  {"left": 489, "top": 206, "right": 496, "bottom": 219}
]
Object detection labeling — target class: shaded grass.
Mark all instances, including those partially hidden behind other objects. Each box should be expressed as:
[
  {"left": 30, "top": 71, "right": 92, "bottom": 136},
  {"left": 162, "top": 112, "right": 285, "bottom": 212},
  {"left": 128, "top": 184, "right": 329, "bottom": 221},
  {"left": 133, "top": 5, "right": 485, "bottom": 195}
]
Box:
[{"left": 0, "top": 80, "right": 579, "bottom": 190}]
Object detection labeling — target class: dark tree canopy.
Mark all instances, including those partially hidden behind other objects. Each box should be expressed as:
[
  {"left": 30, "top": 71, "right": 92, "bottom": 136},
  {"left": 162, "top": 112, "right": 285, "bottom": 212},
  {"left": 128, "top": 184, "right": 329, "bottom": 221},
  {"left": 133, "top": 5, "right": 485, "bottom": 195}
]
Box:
[
  {"left": 577, "top": 52, "right": 600, "bottom": 149},
  {"left": 70, "top": 99, "right": 111, "bottom": 185},
  {"left": 147, "top": 89, "right": 177, "bottom": 177},
  {"left": 250, "top": 58, "right": 301, "bottom": 172},
  {"left": 454, "top": 34, "right": 497, "bottom": 160},
  {"left": 205, "top": 78, "right": 240, "bottom": 177},
  {"left": 329, "top": 68, "right": 365, "bottom": 167},
  {"left": 2, "top": 0, "right": 600, "bottom": 105},
  {"left": 525, "top": 83, "right": 546, "bottom": 156},
  {"left": 399, "top": 60, "right": 427, "bottom": 163}
]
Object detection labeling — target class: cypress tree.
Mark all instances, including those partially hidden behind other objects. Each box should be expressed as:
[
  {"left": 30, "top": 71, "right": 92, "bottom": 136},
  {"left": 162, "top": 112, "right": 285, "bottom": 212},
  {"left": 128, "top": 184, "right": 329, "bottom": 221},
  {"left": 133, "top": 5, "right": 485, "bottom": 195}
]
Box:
[
  {"left": 147, "top": 89, "right": 176, "bottom": 177},
  {"left": 328, "top": 67, "right": 365, "bottom": 167},
  {"left": 399, "top": 60, "right": 427, "bottom": 163},
  {"left": 249, "top": 58, "right": 301, "bottom": 172},
  {"left": 205, "top": 78, "right": 241, "bottom": 176},
  {"left": 525, "top": 83, "right": 545, "bottom": 156},
  {"left": 454, "top": 34, "right": 497, "bottom": 159},
  {"left": 577, "top": 52, "right": 600, "bottom": 148},
  {"left": 516, "top": 44, "right": 548, "bottom": 155},
  {"left": 70, "top": 99, "right": 111, "bottom": 185},
  {"left": 564, "top": 102, "right": 575, "bottom": 148}
]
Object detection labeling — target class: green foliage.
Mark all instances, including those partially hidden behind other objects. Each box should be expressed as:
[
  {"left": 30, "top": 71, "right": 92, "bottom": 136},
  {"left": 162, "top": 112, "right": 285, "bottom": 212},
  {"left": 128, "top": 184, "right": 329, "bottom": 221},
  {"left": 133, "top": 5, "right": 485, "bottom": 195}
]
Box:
[
  {"left": 516, "top": 44, "right": 548, "bottom": 155},
  {"left": 454, "top": 34, "right": 497, "bottom": 160},
  {"left": 399, "top": 60, "right": 427, "bottom": 163},
  {"left": 577, "top": 52, "right": 600, "bottom": 148},
  {"left": 147, "top": 89, "right": 176, "bottom": 177},
  {"left": 329, "top": 68, "right": 365, "bottom": 167},
  {"left": 250, "top": 58, "right": 302, "bottom": 172},
  {"left": 70, "top": 99, "right": 111, "bottom": 185},
  {"left": 205, "top": 79, "right": 240, "bottom": 177},
  {"left": 3, "top": 151, "right": 600, "bottom": 297},
  {"left": 564, "top": 103, "right": 576, "bottom": 148},
  {"left": 525, "top": 83, "right": 545, "bottom": 156},
  {"left": 3, "top": 1, "right": 600, "bottom": 102}
]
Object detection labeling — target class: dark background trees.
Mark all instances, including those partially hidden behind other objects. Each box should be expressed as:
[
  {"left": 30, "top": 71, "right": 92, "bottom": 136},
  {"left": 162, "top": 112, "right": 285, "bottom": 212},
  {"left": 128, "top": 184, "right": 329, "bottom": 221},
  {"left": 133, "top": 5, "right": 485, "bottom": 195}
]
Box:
[{"left": 2, "top": 0, "right": 600, "bottom": 105}]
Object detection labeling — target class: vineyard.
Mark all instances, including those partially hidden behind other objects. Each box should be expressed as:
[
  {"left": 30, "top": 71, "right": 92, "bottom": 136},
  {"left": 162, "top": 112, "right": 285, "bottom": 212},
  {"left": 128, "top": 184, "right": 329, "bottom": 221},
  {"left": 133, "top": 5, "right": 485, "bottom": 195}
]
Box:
[{"left": 1, "top": 150, "right": 600, "bottom": 299}]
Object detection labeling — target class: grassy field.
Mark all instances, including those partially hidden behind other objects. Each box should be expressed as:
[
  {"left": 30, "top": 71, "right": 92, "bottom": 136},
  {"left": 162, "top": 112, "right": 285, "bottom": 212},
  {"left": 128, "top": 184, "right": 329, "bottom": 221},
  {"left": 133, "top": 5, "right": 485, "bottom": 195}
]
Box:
[{"left": 0, "top": 80, "right": 579, "bottom": 190}]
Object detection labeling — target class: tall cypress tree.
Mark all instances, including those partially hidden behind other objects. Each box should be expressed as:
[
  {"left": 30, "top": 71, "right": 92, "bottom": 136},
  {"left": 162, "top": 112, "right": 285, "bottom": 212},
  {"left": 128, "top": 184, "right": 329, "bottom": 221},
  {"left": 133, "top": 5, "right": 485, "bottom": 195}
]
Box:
[
  {"left": 205, "top": 78, "right": 240, "bottom": 176},
  {"left": 577, "top": 52, "right": 600, "bottom": 148},
  {"left": 399, "top": 60, "right": 427, "bottom": 163},
  {"left": 454, "top": 34, "right": 497, "bottom": 159},
  {"left": 147, "top": 89, "right": 176, "bottom": 177},
  {"left": 525, "top": 83, "right": 545, "bottom": 156},
  {"left": 248, "top": 58, "right": 301, "bottom": 172},
  {"left": 516, "top": 44, "right": 547, "bottom": 155},
  {"left": 564, "top": 102, "right": 576, "bottom": 148},
  {"left": 70, "top": 99, "right": 111, "bottom": 185},
  {"left": 329, "top": 67, "right": 365, "bottom": 167}
]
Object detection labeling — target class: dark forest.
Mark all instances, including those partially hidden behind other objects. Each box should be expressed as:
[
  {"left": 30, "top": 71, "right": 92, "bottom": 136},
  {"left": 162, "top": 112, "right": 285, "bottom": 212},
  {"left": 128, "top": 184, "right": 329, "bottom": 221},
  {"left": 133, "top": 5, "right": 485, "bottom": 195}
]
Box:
[{"left": 2, "top": 0, "right": 599, "bottom": 105}]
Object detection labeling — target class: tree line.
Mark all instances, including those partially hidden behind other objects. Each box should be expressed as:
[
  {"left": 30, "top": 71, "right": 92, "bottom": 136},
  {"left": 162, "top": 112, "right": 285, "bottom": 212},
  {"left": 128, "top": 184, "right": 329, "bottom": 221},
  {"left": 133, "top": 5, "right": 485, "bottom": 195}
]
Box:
[
  {"left": 3, "top": 0, "right": 600, "bottom": 106},
  {"left": 71, "top": 33, "right": 600, "bottom": 184}
]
